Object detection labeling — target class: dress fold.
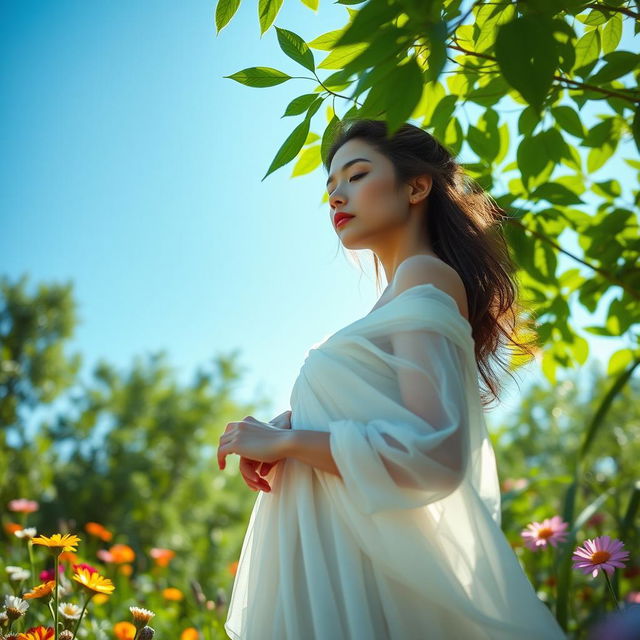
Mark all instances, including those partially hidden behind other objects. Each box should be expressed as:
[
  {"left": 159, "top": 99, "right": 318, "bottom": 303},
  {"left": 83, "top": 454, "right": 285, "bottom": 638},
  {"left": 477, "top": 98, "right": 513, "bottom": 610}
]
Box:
[{"left": 224, "top": 284, "right": 566, "bottom": 640}]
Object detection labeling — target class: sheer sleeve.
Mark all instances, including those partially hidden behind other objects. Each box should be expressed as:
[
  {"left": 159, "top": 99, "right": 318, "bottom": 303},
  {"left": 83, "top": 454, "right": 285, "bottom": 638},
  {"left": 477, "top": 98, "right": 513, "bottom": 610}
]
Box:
[{"left": 326, "top": 326, "right": 471, "bottom": 516}]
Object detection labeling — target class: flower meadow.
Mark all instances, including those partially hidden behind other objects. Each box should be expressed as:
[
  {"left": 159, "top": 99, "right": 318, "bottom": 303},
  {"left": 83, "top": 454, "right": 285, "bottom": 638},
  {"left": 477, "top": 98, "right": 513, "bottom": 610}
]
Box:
[
  {"left": 1, "top": 500, "right": 232, "bottom": 639},
  {"left": 2, "top": 493, "right": 639, "bottom": 638}
]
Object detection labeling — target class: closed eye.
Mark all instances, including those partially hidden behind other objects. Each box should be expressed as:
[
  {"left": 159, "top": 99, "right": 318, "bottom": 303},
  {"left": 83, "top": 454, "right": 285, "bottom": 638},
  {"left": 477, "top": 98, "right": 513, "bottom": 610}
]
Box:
[{"left": 327, "top": 172, "right": 368, "bottom": 196}]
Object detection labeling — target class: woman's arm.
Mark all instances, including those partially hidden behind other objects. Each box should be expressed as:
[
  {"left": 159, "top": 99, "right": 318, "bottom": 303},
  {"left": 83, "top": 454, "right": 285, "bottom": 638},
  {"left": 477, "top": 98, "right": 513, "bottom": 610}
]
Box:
[{"left": 283, "top": 430, "right": 343, "bottom": 479}]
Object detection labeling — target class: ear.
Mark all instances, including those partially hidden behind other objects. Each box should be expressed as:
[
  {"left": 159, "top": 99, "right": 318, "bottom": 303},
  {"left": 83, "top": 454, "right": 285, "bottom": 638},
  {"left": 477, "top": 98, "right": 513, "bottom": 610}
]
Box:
[{"left": 408, "top": 174, "right": 432, "bottom": 204}]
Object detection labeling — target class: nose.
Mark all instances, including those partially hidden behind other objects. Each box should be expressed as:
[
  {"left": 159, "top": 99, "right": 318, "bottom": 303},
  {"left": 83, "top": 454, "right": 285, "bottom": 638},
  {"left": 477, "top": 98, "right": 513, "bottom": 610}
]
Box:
[{"left": 329, "top": 190, "right": 346, "bottom": 210}]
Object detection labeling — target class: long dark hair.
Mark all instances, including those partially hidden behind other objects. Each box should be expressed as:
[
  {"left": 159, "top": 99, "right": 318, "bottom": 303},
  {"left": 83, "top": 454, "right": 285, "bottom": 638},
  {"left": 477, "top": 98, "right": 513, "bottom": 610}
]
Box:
[{"left": 324, "top": 118, "right": 539, "bottom": 409}]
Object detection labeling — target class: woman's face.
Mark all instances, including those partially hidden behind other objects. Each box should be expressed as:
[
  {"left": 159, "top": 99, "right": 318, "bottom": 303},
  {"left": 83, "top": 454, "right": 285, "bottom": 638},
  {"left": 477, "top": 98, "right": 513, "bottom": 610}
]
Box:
[{"left": 326, "top": 139, "right": 412, "bottom": 250}]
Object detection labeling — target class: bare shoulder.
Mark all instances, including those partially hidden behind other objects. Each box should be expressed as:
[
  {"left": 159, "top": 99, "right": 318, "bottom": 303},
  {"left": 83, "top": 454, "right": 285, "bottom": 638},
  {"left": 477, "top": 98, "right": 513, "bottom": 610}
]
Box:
[{"left": 391, "top": 255, "right": 469, "bottom": 321}]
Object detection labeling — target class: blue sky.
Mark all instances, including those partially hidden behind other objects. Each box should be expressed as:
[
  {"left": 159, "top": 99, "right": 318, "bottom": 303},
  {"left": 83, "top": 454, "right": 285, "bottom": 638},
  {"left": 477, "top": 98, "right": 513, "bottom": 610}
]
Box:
[{"left": 1, "top": 0, "right": 635, "bottom": 444}]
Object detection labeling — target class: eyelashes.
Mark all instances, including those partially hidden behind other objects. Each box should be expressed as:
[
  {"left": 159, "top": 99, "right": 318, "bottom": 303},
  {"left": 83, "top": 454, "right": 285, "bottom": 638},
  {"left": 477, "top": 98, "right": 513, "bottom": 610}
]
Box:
[{"left": 328, "top": 172, "right": 368, "bottom": 196}]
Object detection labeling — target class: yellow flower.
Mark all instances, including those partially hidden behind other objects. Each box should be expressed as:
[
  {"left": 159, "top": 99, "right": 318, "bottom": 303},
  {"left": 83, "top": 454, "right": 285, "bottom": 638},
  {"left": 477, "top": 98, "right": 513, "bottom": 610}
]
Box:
[
  {"left": 162, "top": 587, "right": 183, "bottom": 601},
  {"left": 92, "top": 593, "right": 110, "bottom": 605},
  {"left": 22, "top": 580, "right": 56, "bottom": 599},
  {"left": 72, "top": 567, "right": 115, "bottom": 596},
  {"left": 31, "top": 533, "right": 80, "bottom": 554}
]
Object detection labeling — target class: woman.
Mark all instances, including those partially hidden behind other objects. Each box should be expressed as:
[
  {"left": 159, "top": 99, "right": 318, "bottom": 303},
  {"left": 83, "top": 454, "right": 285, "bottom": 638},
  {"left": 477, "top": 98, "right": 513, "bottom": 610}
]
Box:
[{"left": 217, "top": 119, "right": 566, "bottom": 639}]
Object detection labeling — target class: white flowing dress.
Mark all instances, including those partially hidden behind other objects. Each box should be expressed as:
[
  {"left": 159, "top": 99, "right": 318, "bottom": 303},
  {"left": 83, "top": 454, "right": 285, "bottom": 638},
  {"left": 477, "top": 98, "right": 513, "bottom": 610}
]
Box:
[{"left": 224, "top": 283, "right": 566, "bottom": 640}]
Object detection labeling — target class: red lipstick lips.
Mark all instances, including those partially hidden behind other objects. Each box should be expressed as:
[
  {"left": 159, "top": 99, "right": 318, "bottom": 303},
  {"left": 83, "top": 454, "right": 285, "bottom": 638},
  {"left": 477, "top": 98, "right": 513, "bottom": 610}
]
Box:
[{"left": 334, "top": 212, "right": 355, "bottom": 228}]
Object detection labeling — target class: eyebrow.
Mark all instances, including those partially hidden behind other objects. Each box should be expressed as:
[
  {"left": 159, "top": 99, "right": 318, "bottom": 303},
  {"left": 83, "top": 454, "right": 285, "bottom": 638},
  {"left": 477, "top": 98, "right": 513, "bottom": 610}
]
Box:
[{"left": 326, "top": 158, "right": 372, "bottom": 188}]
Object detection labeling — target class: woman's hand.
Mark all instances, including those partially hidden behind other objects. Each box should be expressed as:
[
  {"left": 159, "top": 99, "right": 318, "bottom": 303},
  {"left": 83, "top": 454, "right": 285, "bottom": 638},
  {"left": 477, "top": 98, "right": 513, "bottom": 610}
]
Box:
[
  {"left": 218, "top": 413, "right": 292, "bottom": 492},
  {"left": 238, "top": 411, "right": 292, "bottom": 492}
]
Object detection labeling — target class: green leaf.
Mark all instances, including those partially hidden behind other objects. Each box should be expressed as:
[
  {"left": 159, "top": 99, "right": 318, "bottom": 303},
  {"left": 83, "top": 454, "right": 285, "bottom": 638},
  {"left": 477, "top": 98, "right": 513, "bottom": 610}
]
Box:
[
  {"left": 384, "top": 58, "right": 424, "bottom": 135},
  {"left": 307, "top": 29, "right": 345, "bottom": 51},
  {"left": 517, "top": 134, "right": 551, "bottom": 189},
  {"left": 341, "top": 26, "right": 410, "bottom": 78},
  {"left": 291, "top": 144, "right": 322, "bottom": 177},
  {"left": 262, "top": 117, "right": 311, "bottom": 181},
  {"left": 318, "top": 42, "right": 369, "bottom": 70},
  {"left": 587, "top": 145, "right": 615, "bottom": 173},
  {"left": 601, "top": 13, "right": 622, "bottom": 54},
  {"left": 530, "top": 183, "right": 584, "bottom": 206},
  {"left": 215, "top": 0, "right": 241, "bottom": 33},
  {"left": 572, "top": 28, "right": 600, "bottom": 76},
  {"left": 283, "top": 94, "right": 320, "bottom": 117},
  {"left": 333, "top": 0, "right": 400, "bottom": 47},
  {"left": 258, "top": 0, "right": 285, "bottom": 36},
  {"left": 551, "top": 105, "right": 585, "bottom": 139},
  {"left": 633, "top": 108, "right": 640, "bottom": 154},
  {"left": 424, "top": 20, "right": 448, "bottom": 84},
  {"left": 275, "top": 27, "right": 316, "bottom": 72},
  {"left": 495, "top": 15, "right": 558, "bottom": 115},
  {"left": 320, "top": 114, "right": 342, "bottom": 167},
  {"left": 224, "top": 67, "right": 291, "bottom": 87},
  {"left": 587, "top": 51, "right": 640, "bottom": 85}
]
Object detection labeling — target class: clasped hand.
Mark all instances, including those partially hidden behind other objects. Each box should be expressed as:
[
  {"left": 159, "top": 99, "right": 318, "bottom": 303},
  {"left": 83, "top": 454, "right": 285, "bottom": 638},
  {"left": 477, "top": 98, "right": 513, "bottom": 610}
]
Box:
[{"left": 217, "top": 411, "right": 292, "bottom": 493}]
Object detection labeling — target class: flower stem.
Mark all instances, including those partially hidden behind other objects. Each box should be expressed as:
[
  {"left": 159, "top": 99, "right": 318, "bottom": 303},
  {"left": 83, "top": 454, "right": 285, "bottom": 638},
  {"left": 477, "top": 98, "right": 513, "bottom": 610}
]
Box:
[
  {"left": 27, "top": 540, "right": 36, "bottom": 585},
  {"left": 54, "top": 554, "right": 59, "bottom": 640},
  {"left": 71, "top": 592, "right": 93, "bottom": 639},
  {"left": 603, "top": 570, "right": 621, "bottom": 610}
]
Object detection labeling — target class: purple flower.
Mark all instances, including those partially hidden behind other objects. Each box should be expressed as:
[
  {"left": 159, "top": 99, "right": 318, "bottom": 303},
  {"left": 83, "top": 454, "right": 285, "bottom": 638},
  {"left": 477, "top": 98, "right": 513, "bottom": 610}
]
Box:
[{"left": 572, "top": 535, "right": 630, "bottom": 578}]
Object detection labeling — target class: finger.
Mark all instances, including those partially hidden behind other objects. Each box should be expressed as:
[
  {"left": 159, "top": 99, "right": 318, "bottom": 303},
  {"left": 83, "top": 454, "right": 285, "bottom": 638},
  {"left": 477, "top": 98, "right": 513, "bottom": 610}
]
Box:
[
  {"left": 244, "top": 475, "right": 271, "bottom": 492},
  {"left": 218, "top": 445, "right": 230, "bottom": 470},
  {"left": 239, "top": 460, "right": 263, "bottom": 485},
  {"left": 258, "top": 462, "right": 274, "bottom": 476}
]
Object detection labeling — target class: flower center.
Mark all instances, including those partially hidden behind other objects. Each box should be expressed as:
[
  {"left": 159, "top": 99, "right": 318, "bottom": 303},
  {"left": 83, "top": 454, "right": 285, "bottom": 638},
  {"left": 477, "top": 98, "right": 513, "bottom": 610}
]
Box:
[{"left": 591, "top": 550, "right": 611, "bottom": 564}]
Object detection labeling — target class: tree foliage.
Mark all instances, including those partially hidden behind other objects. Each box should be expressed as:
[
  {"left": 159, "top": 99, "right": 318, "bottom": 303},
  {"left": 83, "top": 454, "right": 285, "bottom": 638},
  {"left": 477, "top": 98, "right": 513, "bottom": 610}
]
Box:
[
  {"left": 217, "top": 0, "right": 640, "bottom": 383},
  {"left": 215, "top": 0, "right": 640, "bottom": 629}
]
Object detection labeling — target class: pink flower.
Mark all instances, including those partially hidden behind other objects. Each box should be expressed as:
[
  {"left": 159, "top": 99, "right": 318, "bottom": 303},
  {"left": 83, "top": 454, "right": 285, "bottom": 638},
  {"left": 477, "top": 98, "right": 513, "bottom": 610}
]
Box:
[
  {"left": 39, "top": 565, "right": 65, "bottom": 581},
  {"left": 521, "top": 515, "right": 569, "bottom": 551},
  {"left": 626, "top": 592, "right": 640, "bottom": 604},
  {"left": 586, "top": 512, "right": 606, "bottom": 528},
  {"left": 8, "top": 499, "right": 39, "bottom": 513},
  {"left": 96, "top": 549, "right": 114, "bottom": 563},
  {"left": 572, "top": 535, "right": 629, "bottom": 578},
  {"left": 72, "top": 562, "right": 98, "bottom": 574}
]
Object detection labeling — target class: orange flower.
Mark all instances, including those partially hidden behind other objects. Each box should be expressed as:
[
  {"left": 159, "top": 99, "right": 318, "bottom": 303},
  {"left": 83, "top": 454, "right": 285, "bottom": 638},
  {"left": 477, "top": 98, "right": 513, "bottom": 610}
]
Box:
[
  {"left": 22, "top": 581, "right": 56, "bottom": 599},
  {"left": 109, "top": 543, "right": 136, "bottom": 564},
  {"left": 4, "top": 522, "right": 24, "bottom": 535},
  {"left": 32, "top": 533, "right": 80, "bottom": 554},
  {"left": 72, "top": 567, "right": 115, "bottom": 596},
  {"left": 17, "top": 626, "right": 54, "bottom": 639},
  {"left": 162, "top": 587, "right": 183, "bottom": 601},
  {"left": 150, "top": 548, "right": 175, "bottom": 567},
  {"left": 180, "top": 628, "right": 200, "bottom": 640},
  {"left": 59, "top": 550, "right": 79, "bottom": 564},
  {"left": 228, "top": 560, "right": 239, "bottom": 576},
  {"left": 113, "top": 621, "right": 137, "bottom": 639},
  {"left": 118, "top": 563, "right": 134, "bottom": 576},
  {"left": 85, "top": 522, "right": 113, "bottom": 542}
]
